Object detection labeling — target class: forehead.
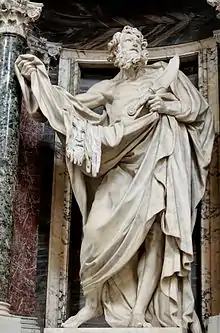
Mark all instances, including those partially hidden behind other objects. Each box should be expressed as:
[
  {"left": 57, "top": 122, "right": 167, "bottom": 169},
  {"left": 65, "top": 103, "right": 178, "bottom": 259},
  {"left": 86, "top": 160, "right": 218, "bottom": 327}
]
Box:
[{"left": 121, "top": 31, "right": 142, "bottom": 41}]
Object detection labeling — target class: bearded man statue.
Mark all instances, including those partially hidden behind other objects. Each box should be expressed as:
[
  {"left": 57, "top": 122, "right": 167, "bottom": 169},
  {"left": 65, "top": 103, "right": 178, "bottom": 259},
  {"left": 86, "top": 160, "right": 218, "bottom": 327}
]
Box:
[{"left": 15, "top": 26, "right": 214, "bottom": 332}]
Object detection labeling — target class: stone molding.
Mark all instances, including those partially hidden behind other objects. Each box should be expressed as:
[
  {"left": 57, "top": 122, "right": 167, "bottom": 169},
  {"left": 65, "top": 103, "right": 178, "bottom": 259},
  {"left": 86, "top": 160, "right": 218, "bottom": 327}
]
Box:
[
  {"left": 0, "top": 301, "right": 11, "bottom": 316},
  {"left": 0, "top": 302, "right": 40, "bottom": 333},
  {"left": 213, "top": 29, "right": 220, "bottom": 43},
  {"left": 0, "top": 302, "right": 21, "bottom": 332},
  {"left": 44, "top": 329, "right": 187, "bottom": 333},
  {"left": 27, "top": 34, "right": 62, "bottom": 66},
  {"left": 20, "top": 316, "right": 40, "bottom": 333},
  {"left": 207, "top": 0, "right": 220, "bottom": 18},
  {"left": 0, "top": 0, "right": 43, "bottom": 38}
]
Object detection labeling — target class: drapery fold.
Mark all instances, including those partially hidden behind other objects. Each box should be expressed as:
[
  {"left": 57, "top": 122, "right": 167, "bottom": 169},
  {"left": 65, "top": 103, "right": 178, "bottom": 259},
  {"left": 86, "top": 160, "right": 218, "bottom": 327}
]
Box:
[{"left": 15, "top": 55, "right": 214, "bottom": 330}]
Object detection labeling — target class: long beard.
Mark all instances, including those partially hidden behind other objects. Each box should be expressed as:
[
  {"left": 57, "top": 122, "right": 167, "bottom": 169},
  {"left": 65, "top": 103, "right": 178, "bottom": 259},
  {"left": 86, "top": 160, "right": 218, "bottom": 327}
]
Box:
[{"left": 114, "top": 47, "right": 145, "bottom": 70}]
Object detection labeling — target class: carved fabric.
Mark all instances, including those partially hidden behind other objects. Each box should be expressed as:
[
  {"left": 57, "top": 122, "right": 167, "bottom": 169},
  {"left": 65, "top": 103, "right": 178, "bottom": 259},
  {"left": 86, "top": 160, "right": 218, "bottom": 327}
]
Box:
[{"left": 15, "top": 55, "right": 214, "bottom": 330}]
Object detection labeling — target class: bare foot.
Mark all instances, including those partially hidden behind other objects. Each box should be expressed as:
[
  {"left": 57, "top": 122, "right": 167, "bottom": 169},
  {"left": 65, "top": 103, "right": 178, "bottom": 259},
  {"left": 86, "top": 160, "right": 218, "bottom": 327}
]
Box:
[
  {"left": 61, "top": 305, "right": 102, "bottom": 328},
  {"left": 129, "top": 313, "right": 152, "bottom": 328}
]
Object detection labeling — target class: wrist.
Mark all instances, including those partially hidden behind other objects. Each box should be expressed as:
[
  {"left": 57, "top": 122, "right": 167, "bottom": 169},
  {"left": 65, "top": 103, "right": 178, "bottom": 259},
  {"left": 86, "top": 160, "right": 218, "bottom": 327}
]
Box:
[{"left": 162, "top": 101, "right": 181, "bottom": 116}]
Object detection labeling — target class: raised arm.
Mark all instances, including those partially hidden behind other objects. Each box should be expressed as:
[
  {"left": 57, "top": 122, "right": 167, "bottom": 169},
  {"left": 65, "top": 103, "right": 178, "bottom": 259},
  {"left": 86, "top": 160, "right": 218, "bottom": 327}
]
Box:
[
  {"left": 75, "top": 79, "right": 113, "bottom": 109},
  {"left": 16, "top": 54, "right": 113, "bottom": 110}
]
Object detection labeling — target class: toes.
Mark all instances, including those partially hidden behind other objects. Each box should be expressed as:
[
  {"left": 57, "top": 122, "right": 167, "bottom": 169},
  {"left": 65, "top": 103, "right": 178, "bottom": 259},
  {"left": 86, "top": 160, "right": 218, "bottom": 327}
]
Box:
[
  {"left": 62, "top": 316, "right": 76, "bottom": 328},
  {"left": 129, "top": 314, "right": 152, "bottom": 328}
]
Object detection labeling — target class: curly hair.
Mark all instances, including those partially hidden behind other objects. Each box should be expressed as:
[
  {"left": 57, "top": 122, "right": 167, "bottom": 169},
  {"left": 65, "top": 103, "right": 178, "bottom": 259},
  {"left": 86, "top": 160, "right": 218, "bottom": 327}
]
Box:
[{"left": 107, "top": 26, "right": 149, "bottom": 65}]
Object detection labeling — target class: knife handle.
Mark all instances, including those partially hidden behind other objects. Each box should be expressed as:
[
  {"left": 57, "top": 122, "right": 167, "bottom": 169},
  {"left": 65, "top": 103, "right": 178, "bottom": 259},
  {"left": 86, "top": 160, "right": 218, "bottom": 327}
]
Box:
[{"left": 127, "top": 88, "right": 155, "bottom": 116}]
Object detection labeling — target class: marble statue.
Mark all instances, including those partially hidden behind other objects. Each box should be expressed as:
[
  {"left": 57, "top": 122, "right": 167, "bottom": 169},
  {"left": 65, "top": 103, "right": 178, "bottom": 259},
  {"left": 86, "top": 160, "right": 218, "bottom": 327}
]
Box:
[{"left": 15, "top": 26, "right": 214, "bottom": 332}]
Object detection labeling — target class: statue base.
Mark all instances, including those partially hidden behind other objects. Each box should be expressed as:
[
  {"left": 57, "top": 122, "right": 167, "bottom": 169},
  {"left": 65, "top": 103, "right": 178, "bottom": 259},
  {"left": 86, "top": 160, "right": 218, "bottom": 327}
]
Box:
[
  {"left": 208, "top": 315, "right": 220, "bottom": 333},
  {"left": 44, "top": 328, "right": 187, "bottom": 333}
]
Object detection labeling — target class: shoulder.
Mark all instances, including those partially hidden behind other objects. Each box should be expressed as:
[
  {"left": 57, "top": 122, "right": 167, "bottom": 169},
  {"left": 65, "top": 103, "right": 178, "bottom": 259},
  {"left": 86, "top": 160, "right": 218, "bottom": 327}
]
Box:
[
  {"left": 146, "top": 60, "right": 168, "bottom": 71},
  {"left": 141, "top": 61, "right": 166, "bottom": 78},
  {"left": 87, "top": 79, "right": 113, "bottom": 94}
]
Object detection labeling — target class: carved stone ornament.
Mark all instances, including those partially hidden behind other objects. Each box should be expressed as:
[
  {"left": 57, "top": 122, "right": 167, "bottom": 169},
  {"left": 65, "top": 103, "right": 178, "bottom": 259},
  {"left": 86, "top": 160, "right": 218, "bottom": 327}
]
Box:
[
  {"left": 213, "top": 29, "right": 220, "bottom": 43},
  {"left": 207, "top": 0, "right": 220, "bottom": 18},
  {"left": 47, "top": 41, "right": 62, "bottom": 58},
  {"left": 0, "top": 0, "right": 43, "bottom": 38},
  {"left": 27, "top": 34, "right": 62, "bottom": 66}
]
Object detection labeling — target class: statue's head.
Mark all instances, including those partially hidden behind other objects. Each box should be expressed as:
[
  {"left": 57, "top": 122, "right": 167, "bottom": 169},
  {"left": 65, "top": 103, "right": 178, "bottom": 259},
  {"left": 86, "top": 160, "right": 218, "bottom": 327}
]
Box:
[
  {"left": 108, "top": 26, "right": 149, "bottom": 70},
  {"left": 207, "top": 0, "right": 220, "bottom": 18}
]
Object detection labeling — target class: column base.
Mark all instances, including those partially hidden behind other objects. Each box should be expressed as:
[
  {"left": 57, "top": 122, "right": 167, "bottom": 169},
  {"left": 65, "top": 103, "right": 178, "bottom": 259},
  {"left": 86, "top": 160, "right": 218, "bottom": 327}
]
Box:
[
  {"left": 21, "top": 316, "right": 41, "bottom": 333},
  {"left": 0, "top": 302, "right": 21, "bottom": 333},
  {"left": 0, "top": 302, "right": 41, "bottom": 333},
  {"left": 44, "top": 328, "right": 187, "bottom": 333}
]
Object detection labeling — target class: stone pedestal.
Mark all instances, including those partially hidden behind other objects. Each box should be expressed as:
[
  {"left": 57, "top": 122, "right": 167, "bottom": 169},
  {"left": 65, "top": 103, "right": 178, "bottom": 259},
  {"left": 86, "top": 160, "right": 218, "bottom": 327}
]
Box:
[
  {"left": 0, "top": 316, "right": 21, "bottom": 333},
  {"left": 44, "top": 328, "right": 187, "bottom": 333},
  {"left": 0, "top": 302, "right": 41, "bottom": 333},
  {"left": 208, "top": 315, "right": 220, "bottom": 333},
  {"left": 21, "top": 316, "right": 41, "bottom": 333},
  {"left": 0, "top": 301, "right": 21, "bottom": 333}
]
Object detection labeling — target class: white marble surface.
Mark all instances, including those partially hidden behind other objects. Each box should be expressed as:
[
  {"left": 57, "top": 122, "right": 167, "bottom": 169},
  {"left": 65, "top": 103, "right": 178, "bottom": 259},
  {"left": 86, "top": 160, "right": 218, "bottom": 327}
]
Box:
[
  {"left": 0, "top": 302, "right": 41, "bottom": 333},
  {"left": 44, "top": 329, "right": 187, "bottom": 333},
  {"left": 0, "top": 0, "right": 43, "bottom": 38},
  {"left": 208, "top": 315, "right": 220, "bottom": 333},
  {"left": 58, "top": 37, "right": 219, "bottom": 329},
  {"left": 15, "top": 27, "right": 214, "bottom": 331},
  {"left": 21, "top": 316, "right": 40, "bottom": 333},
  {"left": 45, "top": 56, "right": 77, "bottom": 328},
  {"left": 198, "top": 41, "right": 220, "bottom": 325},
  {"left": 45, "top": 133, "right": 72, "bottom": 328},
  {"left": 0, "top": 314, "right": 40, "bottom": 333},
  {"left": 0, "top": 315, "right": 21, "bottom": 333},
  {"left": 0, "top": 302, "right": 21, "bottom": 333}
]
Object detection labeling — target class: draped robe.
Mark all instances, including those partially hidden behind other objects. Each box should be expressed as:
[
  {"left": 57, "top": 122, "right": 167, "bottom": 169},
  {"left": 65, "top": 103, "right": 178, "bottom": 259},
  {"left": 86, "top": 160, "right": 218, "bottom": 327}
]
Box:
[{"left": 15, "top": 55, "right": 214, "bottom": 329}]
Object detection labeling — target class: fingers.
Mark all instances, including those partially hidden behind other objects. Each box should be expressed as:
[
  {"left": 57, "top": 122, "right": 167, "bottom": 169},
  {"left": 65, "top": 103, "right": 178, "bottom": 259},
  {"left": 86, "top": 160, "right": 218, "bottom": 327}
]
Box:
[
  {"left": 146, "top": 95, "right": 167, "bottom": 113},
  {"left": 23, "top": 65, "right": 35, "bottom": 76},
  {"left": 17, "top": 59, "right": 27, "bottom": 71},
  {"left": 17, "top": 60, "right": 34, "bottom": 72},
  {"left": 17, "top": 58, "right": 36, "bottom": 81},
  {"left": 147, "top": 95, "right": 161, "bottom": 106},
  {"left": 148, "top": 101, "right": 161, "bottom": 109},
  {"left": 16, "top": 54, "right": 35, "bottom": 68},
  {"left": 149, "top": 106, "right": 160, "bottom": 112},
  {"left": 147, "top": 100, "right": 162, "bottom": 112},
  {"left": 61, "top": 316, "right": 75, "bottom": 327}
]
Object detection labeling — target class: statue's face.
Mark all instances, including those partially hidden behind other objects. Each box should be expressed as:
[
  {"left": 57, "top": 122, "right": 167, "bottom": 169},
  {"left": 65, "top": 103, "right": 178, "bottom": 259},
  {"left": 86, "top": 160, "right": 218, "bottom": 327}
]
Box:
[
  {"left": 119, "top": 31, "right": 142, "bottom": 58},
  {"left": 108, "top": 26, "right": 148, "bottom": 71}
]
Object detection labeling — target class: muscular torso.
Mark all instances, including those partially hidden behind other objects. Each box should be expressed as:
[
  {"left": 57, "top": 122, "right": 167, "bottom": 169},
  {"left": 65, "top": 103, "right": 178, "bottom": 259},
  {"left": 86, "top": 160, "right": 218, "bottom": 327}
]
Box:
[
  {"left": 105, "top": 67, "right": 163, "bottom": 122},
  {"left": 75, "top": 65, "right": 165, "bottom": 123}
]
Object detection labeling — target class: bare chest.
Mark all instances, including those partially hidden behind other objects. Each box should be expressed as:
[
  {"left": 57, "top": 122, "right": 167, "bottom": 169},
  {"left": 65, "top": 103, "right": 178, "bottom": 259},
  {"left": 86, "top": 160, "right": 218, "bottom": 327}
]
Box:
[{"left": 108, "top": 74, "right": 158, "bottom": 122}]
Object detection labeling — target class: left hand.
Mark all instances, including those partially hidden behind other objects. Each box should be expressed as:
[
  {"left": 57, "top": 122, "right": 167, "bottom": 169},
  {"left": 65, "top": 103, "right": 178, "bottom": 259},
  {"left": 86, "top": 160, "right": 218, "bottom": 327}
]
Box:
[
  {"left": 146, "top": 95, "right": 167, "bottom": 114},
  {"left": 16, "top": 55, "right": 37, "bottom": 82}
]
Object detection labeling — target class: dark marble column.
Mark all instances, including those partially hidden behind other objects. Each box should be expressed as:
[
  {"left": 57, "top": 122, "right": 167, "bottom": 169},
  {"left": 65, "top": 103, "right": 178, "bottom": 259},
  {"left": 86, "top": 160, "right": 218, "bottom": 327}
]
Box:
[
  {"left": 0, "top": 33, "right": 26, "bottom": 302},
  {"left": 0, "top": 0, "right": 42, "bottom": 308}
]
